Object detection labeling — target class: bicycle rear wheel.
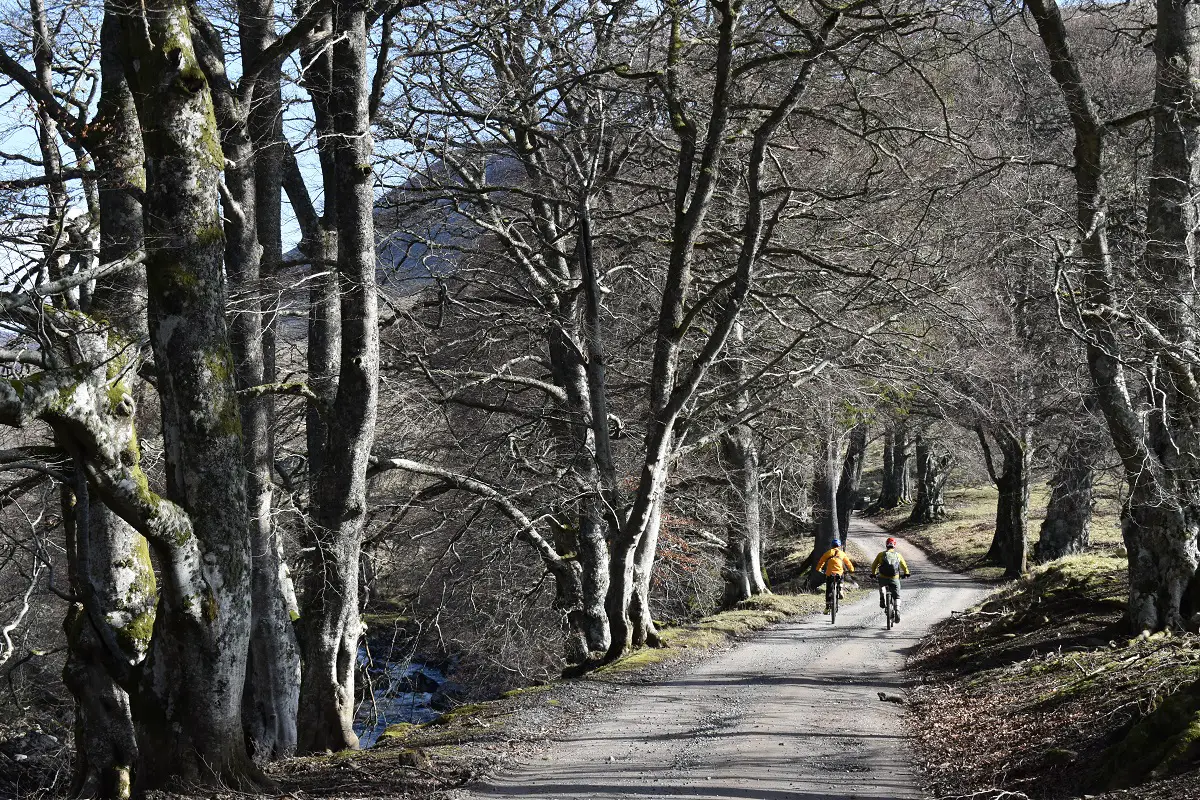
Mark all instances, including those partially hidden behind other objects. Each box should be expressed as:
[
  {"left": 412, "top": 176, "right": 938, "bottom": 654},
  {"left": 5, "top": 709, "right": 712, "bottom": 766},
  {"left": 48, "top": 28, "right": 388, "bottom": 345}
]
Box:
[
  {"left": 885, "top": 589, "right": 894, "bottom": 630},
  {"left": 830, "top": 578, "right": 839, "bottom": 624}
]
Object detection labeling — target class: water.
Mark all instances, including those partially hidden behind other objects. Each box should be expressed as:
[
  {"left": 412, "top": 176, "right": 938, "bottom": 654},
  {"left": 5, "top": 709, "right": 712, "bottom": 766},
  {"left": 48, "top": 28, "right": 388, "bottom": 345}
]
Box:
[{"left": 354, "top": 650, "right": 448, "bottom": 748}]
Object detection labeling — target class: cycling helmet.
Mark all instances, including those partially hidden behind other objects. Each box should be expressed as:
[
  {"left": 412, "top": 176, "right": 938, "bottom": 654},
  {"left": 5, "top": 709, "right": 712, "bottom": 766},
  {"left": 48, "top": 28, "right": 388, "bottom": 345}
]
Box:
[
  {"left": 886, "top": 537, "right": 897, "bottom": 548},
  {"left": 831, "top": 539, "right": 841, "bottom": 547}
]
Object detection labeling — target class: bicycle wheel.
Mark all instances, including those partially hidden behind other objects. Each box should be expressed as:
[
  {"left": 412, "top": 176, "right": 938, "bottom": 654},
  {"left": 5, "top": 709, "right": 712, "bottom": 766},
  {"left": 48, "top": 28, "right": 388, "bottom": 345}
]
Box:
[
  {"left": 885, "top": 589, "right": 894, "bottom": 630},
  {"left": 830, "top": 578, "right": 839, "bottom": 624}
]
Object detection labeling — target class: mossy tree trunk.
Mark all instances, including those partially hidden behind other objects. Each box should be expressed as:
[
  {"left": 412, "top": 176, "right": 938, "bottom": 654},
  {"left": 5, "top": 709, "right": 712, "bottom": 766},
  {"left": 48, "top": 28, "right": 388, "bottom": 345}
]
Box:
[
  {"left": 1034, "top": 446, "right": 1093, "bottom": 562},
  {"left": 119, "top": 0, "right": 260, "bottom": 788},
  {"left": 909, "top": 439, "right": 952, "bottom": 525},
  {"left": 297, "top": 0, "right": 379, "bottom": 753},
  {"left": 60, "top": 5, "right": 155, "bottom": 798},
  {"left": 1026, "top": 0, "right": 1200, "bottom": 631},
  {"left": 192, "top": 5, "right": 302, "bottom": 762}
]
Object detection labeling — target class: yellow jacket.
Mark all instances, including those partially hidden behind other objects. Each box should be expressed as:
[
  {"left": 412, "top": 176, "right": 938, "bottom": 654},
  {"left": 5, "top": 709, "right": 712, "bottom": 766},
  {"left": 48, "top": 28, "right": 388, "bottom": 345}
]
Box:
[
  {"left": 871, "top": 549, "right": 910, "bottom": 578},
  {"left": 816, "top": 547, "right": 854, "bottom": 577}
]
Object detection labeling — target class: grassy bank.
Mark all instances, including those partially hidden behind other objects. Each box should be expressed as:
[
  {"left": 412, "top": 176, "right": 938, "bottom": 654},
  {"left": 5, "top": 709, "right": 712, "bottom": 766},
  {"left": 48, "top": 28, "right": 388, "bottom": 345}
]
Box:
[{"left": 872, "top": 482, "right": 1124, "bottom": 582}]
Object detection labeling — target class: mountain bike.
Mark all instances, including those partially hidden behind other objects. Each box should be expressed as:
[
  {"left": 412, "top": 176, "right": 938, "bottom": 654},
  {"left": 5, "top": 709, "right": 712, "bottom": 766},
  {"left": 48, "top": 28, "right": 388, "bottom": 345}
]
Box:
[
  {"left": 829, "top": 574, "right": 842, "bottom": 624},
  {"left": 883, "top": 583, "right": 897, "bottom": 630}
]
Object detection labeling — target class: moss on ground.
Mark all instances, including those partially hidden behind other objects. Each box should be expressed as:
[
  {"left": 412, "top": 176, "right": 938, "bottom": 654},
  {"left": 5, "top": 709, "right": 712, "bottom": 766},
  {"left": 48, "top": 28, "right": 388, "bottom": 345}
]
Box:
[
  {"left": 1100, "top": 678, "right": 1200, "bottom": 789},
  {"left": 874, "top": 483, "right": 1124, "bottom": 583}
]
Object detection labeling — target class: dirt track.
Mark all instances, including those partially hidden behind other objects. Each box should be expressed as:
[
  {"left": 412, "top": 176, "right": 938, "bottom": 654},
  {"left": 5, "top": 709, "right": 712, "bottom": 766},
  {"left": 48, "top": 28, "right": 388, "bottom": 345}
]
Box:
[{"left": 449, "top": 517, "right": 989, "bottom": 800}]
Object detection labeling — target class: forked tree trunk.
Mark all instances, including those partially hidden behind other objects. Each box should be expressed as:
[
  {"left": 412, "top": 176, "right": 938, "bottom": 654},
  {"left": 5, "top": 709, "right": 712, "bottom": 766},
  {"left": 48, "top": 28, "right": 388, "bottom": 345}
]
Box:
[
  {"left": 297, "top": 0, "right": 379, "bottom": 753},
  {"left": 909, "top": 441, "right": 952, "bottom": 525},
  {"left": 1026, "top": 0, "right": 1200, "bottom": 631},
  {"left": 836, "top": 422, "right": 867, "bottom": 542},
  {"left": 602, "top": 6, "right": 838, "bottom": 663},
  {"left": 1034, "top": 448, "right": 1093, "bottom": 562}
]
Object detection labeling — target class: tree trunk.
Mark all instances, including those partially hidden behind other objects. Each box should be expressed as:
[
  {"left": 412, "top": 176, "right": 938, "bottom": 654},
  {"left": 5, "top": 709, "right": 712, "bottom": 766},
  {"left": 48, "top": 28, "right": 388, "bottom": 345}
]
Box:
[
  {"left": 1034, "top": 448, "right": 1093, "bottom": 562},
  {"left": 229, "top": 0, "right": 301, "bottom": 762},
  {"left": 63, "top": 8, "right": 154, "bottom": 797},
  {"left": 1026, "top": 0, "right": 1200, "bottom": 631},
  {"left": 836, "top": 422, "right": 867, "bottom": 542},
  {"left": 909, "top": 440, "right": 952, "bottom": 525},
  {"left": 979, "top": 428, "right": 1030, "bottom": 578},
  {"left": 121, "top": 0, "right": 257, "bottom": 788},
  {"left": 721, "top": 421, "right": 768, "bottom": 607},
  {"left": 629, "top": 499, "right": 663, "bottom": 649},
  {"left": 878, "top": 424, "right": 913, "bottom": 508},
  {"left": 808, "top": 431, "right": 840, "bottom": 587},
  {"left": 297, "top": 0, "right": 379, "bottom": 754},
  {"left": 1124, "top": 488, "right": 1200, "bottom": 631},
  {"left": 546, "top": 318, "right": 612, "bottom": 660},
  {"left": 720, "top": 321, "right": 769, "bottom": 607}
]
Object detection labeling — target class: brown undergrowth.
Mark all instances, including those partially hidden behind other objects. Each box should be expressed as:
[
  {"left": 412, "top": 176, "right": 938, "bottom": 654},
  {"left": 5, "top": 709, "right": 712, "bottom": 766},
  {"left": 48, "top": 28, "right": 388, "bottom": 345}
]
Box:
[{"left": 909, "top": 555, "right": 1200, "bottom": 800}]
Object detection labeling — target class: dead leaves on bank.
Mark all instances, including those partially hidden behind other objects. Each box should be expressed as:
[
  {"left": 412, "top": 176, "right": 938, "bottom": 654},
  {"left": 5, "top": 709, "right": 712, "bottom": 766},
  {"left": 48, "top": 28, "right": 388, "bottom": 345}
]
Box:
[{"left": 909, "top": 558, "right": 1200, "bottom": 800}]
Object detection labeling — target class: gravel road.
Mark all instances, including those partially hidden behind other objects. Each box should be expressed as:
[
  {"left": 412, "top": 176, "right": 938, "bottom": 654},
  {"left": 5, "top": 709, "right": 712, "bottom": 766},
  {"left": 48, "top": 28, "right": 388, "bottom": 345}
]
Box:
[{"left": 450, "top": 517, "right": 990, "bottom": 800}]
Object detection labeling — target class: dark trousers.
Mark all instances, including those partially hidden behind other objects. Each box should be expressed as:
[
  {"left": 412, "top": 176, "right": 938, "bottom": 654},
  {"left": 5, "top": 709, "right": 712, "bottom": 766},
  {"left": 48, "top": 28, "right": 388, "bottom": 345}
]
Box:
[{"left": 825, "top": 574, "right": 843, "bottom": 607}]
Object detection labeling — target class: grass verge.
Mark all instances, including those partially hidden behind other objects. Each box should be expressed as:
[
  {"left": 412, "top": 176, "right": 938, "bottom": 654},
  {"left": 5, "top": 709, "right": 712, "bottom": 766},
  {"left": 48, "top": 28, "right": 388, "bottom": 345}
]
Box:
[{"left": 873, "top": 483, "right": 1124, "bottom": 583}]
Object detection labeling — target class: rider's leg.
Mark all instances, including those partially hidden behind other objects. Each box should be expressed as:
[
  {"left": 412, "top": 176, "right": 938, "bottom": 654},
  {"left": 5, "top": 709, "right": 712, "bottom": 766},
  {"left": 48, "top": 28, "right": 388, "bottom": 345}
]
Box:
[
  {"left": 825, "top": 577, "right": 834, "bottom": 611},
  {"left": 879, "top": 584, "right": 886, "bottom": 608}
]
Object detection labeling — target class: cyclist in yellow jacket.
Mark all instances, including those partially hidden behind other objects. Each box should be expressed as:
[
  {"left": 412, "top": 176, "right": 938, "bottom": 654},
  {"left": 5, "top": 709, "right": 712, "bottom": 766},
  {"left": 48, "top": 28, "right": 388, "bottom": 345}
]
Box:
[
  {"left": 871, "top": 537, "right": 911, "bottom": 623},
  {"left": 815, "top": 539, "right": 854, "bottom": 614}
]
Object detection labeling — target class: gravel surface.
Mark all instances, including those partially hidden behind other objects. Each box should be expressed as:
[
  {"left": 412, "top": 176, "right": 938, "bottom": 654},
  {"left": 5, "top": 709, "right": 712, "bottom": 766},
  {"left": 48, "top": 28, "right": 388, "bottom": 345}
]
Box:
[{"left": 449, "top": 517, "right": 989, "bottom": 800}]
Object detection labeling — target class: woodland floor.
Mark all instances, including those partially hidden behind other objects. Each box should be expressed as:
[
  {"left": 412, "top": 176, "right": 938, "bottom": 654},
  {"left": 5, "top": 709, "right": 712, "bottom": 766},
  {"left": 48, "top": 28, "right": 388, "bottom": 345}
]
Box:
[{"left": 884, "top": 487, "right": 1200, "bottom": 800}]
